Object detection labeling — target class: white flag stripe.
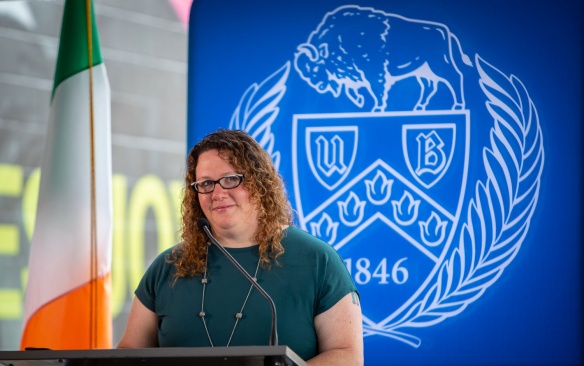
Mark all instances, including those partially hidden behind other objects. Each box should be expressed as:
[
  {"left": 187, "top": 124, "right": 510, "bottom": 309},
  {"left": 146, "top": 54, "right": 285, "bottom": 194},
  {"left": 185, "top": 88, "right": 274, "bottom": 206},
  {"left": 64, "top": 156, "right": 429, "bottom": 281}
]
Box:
[{"left": 23, "top": 63, "right": 112, "bottom": 325}]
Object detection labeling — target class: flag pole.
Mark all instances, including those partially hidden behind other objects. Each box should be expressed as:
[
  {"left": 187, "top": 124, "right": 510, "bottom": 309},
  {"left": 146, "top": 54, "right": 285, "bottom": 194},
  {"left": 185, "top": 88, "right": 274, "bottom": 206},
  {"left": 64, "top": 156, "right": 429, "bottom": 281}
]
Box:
[{"left": 85, "top": 0, "right": 98, "bottom": 349}]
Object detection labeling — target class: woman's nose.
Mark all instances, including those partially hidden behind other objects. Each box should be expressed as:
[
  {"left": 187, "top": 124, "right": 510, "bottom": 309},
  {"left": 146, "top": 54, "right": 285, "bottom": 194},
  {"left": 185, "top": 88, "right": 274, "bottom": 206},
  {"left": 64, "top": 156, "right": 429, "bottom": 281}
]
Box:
[{"left": 211, "top": 184, "right": 227, "bottom": 199}]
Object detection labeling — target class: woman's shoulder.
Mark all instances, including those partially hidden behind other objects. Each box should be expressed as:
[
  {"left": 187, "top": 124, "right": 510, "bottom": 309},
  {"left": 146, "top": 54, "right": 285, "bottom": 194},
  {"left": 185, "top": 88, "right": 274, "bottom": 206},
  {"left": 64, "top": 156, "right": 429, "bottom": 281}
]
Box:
[
  {"left": 283, "top": 226, "right": 338, "bottom": 255},
  {"left": 136, "top": 244, "right": 182, "bottom": 293}
]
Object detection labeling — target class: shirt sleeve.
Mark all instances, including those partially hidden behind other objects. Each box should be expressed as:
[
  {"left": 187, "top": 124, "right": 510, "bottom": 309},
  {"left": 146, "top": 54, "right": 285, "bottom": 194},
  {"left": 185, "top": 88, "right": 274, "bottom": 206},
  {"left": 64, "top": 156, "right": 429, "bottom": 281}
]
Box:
[
  {"left": 316, "top": 245, "right": 358, "bottom": 315},
  {"left": 134, "top": 246, "right": 175, "bottom": 313}
]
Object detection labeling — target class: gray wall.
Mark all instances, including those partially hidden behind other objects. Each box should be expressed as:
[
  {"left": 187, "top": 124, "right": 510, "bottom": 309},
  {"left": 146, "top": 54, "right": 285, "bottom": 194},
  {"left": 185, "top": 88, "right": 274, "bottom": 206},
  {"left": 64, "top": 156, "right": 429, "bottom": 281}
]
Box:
[{"left": 0, "top": 0, "right": 188, "bottom": 350}]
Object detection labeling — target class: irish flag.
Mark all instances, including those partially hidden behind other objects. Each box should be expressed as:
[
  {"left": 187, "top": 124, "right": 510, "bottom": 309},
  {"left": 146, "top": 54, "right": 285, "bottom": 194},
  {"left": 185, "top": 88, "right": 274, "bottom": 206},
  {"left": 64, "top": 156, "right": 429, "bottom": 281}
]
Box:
[{"left": 21, "top": 0, "right": 112, "bottom": 349}]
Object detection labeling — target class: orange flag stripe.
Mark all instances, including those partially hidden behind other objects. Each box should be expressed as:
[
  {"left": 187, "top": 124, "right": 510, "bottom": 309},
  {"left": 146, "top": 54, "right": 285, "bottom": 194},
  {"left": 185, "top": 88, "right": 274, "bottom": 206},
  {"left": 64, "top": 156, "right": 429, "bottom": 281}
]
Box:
[{"left": 20, "top": 273, "right": 112, "bottom": 350}]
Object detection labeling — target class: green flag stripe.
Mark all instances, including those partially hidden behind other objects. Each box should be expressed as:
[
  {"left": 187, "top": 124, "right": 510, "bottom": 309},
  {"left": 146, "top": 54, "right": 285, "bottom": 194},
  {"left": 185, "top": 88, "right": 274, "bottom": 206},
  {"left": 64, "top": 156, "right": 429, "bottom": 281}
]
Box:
[{"left": 53, "top": 0, "right": 103, "bottom": 97}]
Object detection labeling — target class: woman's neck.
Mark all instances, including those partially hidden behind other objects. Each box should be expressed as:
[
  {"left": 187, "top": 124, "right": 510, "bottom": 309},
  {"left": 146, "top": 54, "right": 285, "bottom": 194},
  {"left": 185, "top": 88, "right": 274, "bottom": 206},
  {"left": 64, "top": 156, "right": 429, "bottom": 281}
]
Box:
[{"left": 211, "top": 230, "right": 257, "bottom": 248}]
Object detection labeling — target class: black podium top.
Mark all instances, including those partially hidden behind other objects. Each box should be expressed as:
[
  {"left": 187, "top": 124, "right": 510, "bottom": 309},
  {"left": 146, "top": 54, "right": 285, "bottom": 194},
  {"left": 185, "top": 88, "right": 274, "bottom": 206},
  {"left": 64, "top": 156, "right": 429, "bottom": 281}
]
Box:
[{"left": 0, "top": 346, "right": 307, "bottom": 366}]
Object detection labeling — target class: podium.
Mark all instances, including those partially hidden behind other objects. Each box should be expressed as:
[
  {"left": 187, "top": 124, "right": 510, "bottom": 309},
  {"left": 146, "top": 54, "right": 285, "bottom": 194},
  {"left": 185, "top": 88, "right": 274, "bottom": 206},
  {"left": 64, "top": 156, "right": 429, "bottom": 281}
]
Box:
[{"left": 0, "top": 346, "right": 307, "bottom": 365}]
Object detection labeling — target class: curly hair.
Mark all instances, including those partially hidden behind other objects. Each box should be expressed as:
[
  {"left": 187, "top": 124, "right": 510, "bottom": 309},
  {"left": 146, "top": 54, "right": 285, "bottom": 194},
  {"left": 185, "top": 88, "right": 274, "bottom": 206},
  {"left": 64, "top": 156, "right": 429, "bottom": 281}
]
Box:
[{"left": 169, "top": 129, "right": 294, "bottom": 278}]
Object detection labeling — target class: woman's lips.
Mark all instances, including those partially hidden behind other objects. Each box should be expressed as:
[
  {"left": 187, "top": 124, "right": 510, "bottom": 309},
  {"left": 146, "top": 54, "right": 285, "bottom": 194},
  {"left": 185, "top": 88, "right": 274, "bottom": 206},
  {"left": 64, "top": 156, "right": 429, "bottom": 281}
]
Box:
[{"left": 213, "top": 204, "right": 234, "bottom": 211}]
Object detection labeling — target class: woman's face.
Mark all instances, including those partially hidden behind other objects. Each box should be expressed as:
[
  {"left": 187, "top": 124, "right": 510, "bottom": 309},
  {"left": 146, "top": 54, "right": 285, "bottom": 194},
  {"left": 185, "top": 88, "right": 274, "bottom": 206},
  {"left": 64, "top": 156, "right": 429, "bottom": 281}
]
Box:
[{"left": 195, "top": 149, "right": 259, "bottom": 247}]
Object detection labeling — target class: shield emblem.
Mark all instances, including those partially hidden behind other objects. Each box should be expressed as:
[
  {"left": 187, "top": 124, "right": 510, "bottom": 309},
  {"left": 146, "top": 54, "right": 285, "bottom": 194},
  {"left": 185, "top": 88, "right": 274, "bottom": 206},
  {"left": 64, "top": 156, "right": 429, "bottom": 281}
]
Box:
[
  {"left": 403, "top": 124, "right": 457, "bottom": 189},
  {"left": 292, "top": 111, "right": 470, "bottom": 325},
  {"left": 304, "top": 126, "right": 358, "bottom": 190}
]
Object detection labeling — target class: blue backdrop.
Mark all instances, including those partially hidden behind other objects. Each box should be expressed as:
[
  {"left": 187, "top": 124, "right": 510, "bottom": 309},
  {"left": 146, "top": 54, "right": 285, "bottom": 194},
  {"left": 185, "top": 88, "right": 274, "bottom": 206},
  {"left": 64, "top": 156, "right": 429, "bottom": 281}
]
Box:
[{"left": 187, "top": 1, "right": 582, "bottom": 365}]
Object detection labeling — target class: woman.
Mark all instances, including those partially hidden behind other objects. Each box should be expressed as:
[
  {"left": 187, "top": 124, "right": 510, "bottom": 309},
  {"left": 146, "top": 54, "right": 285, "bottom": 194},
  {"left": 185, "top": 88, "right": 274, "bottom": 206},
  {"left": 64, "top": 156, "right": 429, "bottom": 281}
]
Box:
[{"left": 118, "top": 129, "right": 363, "bottom": 365}]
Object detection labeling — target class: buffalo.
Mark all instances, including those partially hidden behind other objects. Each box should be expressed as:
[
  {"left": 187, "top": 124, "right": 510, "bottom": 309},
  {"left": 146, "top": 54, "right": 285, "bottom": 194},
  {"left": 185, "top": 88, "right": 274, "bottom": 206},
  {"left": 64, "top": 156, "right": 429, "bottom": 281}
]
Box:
[{"left": 294, "top": 5, "right": 472, "bottom": 112}]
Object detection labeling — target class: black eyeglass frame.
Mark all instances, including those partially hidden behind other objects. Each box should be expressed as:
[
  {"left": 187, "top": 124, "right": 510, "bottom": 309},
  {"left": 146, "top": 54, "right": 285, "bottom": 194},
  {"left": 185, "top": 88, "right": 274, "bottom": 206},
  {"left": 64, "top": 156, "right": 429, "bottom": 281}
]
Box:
[{"left": 190, "top": 174, "right": 245, "bottom": 194}]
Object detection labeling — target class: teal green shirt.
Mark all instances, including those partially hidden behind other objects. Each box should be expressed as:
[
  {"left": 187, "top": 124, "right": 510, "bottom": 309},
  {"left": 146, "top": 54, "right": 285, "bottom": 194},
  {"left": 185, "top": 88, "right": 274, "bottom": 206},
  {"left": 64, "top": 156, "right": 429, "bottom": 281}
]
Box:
[{"left": 135, "top": 226, "right": 357, "bottom": 361}]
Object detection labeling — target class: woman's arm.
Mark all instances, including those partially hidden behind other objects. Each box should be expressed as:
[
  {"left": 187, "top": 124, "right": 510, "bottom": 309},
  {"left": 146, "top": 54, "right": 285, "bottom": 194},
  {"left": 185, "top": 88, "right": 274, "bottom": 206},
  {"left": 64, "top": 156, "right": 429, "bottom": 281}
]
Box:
[
  {"left": 117, "top": 296, "right": 159, "bottom": 348},
  {"left": 308, "top": 292, "right": 364, "bottom": 365}
]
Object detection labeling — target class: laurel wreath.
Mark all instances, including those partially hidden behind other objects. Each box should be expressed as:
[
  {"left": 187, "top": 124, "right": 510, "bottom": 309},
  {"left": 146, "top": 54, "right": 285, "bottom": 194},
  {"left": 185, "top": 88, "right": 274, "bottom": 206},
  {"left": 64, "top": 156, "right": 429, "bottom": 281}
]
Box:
[
  {"left": 229, "top": 62, "right": 290, "bottom": 170},
  {"left": 363, "top": 55, "right": 545, "bottom": 347}
]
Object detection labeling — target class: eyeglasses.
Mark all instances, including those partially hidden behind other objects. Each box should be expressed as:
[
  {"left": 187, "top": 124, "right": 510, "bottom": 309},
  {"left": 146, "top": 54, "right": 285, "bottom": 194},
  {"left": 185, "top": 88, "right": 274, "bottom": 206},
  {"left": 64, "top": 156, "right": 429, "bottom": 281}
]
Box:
[{"left": 190, "top": 174, "right": 244, "bottom": 194}]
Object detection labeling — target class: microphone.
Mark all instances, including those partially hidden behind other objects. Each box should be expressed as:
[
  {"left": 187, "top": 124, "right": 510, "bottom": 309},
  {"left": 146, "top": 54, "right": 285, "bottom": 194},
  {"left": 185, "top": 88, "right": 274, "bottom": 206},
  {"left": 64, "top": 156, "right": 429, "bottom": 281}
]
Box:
[{"left": 197, "top": 218, "right": 279, "bottom": 347}]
